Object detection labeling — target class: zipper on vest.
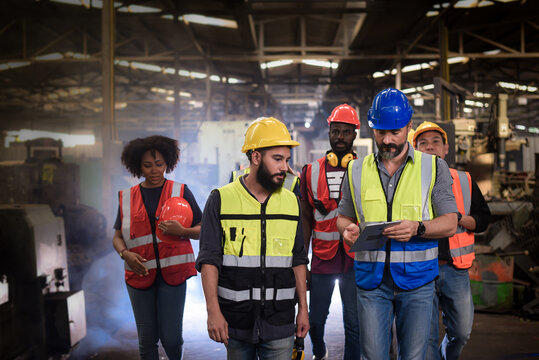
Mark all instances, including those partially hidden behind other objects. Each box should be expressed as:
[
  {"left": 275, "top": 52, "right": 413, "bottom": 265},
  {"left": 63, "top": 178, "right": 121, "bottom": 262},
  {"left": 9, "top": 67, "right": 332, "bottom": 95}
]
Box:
[
  {"left": 376, "top": 168, "right": 393, "bottom": 271},
  {"left": 239, "top": 229, "right": 246, "bottom": 257},
  {"left": 260, "top": 202, "right": 267, "bottom": 307}
]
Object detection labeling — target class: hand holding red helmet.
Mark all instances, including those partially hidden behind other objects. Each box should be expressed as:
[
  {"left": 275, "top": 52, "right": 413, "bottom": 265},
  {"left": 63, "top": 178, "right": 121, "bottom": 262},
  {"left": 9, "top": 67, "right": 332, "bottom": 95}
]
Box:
[{"left": 156, "top": 197, "right": 193, "bottom": 241}]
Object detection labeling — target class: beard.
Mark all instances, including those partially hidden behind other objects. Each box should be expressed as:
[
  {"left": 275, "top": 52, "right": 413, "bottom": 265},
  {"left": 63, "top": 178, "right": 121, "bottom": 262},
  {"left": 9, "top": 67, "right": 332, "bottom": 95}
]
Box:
[
  {"left": 377, "top": 141, "right": 406, "bottom": 160},
  {"left": 329, "top": 138, "right": 353, "bottom": 158},
  {"left": 256, "top": 158, "right": 286, "bottom": 192}
]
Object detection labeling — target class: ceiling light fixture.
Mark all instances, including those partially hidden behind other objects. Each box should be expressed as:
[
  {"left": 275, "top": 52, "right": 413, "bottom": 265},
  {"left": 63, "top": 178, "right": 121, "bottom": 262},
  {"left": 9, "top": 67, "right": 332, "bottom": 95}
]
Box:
[
  {"left": 498, "top": 81, "right": 538, "bottom": 93},
  {"left": 180, "top": 14, "right": 238, "bottom": 29},
  {"left": 261, "top": 60, "right": 293, "bottom": 70},
  {"left": 302, "top": 59, "right": 339, "bottom": 69},
  {"left": 372, "top": 57, "right": 467, "bottom": 79}
]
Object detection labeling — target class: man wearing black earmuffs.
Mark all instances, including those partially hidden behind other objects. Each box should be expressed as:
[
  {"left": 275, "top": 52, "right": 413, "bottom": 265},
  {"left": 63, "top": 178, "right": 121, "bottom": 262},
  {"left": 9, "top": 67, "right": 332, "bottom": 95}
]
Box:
[{"left": 299, "top": 104, "right": 361, "bottom": 360}]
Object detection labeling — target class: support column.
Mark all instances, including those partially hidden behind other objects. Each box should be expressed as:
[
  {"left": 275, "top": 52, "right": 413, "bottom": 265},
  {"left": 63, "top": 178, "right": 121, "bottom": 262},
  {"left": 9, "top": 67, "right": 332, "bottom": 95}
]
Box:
[
  {"left": 439, "top": 19, "right": 451, "bottom": 121},
  {"left": 395, "top": 47, "right": 402, "bottom": 90},
  {"left": 173, "top": 14, "right": 181, "bottom": 141},
  {"left": 395, "top": 64, "right": 402, "bottom": 90},
  {"left": 101, "top": 0, "right": 115, "bottom": 232}
]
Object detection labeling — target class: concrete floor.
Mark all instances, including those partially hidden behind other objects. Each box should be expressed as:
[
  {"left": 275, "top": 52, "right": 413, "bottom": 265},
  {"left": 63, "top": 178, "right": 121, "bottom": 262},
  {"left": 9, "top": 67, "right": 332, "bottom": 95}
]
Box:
[
  {"left": 71, "top": 311, "right": 539, "bottom": 360},
  {"left": 72, "top": 272, "right": 539, "bottom": 360},
  {"left": 70, "top": 255, "right": 539, "bottom": 360}
]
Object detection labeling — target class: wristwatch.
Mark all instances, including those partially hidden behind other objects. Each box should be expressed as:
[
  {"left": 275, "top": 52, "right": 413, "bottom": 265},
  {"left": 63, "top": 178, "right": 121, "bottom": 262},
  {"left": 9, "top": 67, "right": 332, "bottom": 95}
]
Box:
[
  {"left": 119, "top": 248, "right": 128, "bottom": 259},
  {"left": 457, "top": 212, "right": 463, "bottom": 222},
  {"left": 416, "top": 221, "right": 426, "bottom": 236}
]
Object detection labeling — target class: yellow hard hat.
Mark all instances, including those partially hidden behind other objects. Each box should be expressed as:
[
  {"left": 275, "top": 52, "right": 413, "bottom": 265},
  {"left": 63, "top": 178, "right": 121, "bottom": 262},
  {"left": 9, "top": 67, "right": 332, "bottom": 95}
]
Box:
[
  {"left": 407, "top": 128, "right": 416, "bottom": 144},
  {"left": 413, "top": 121, "right": 448, "bottom": 148},
  {"left": 241, "top": 117, "right": 300, "bottom": 153}
]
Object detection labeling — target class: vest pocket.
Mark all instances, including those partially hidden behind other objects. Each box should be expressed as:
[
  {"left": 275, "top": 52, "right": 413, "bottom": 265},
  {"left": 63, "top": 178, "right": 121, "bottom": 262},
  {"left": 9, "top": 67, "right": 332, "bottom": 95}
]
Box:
[
  {"left": 404, "top": 260, "right": 435, "bottom": 273},
  {"left": 133, "top": 210, "right": 146, "bottom": 223},
  {"left": 267, "top": 270, "right": 296, "bottom": 325},
  {"left": 400, "top": 204, "right": 421, "bottom": 220},
  {"left": 222, "top": 226, "right": 256, "bottom": 257},
  {"left": 269, "top": 236, "right": 293, "bottom": 256},
  {"left": 364, "top": 189, "right": 386, "bottom": 215},
  {"left": 355, "top": 261, "right": 375, "bottom": 272}
]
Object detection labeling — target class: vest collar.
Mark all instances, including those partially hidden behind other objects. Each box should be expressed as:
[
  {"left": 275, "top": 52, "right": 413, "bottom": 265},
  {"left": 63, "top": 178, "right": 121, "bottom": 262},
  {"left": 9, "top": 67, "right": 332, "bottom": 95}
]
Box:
[{"left": 237, "top": 175, "right": 277, "bottom": 206}]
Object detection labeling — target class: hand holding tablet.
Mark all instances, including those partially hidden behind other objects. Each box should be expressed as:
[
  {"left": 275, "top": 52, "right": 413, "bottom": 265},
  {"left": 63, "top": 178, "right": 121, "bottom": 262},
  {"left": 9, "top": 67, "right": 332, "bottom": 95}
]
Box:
[{"left": 348, "top": 221, "right": 401, "bottom": 252}]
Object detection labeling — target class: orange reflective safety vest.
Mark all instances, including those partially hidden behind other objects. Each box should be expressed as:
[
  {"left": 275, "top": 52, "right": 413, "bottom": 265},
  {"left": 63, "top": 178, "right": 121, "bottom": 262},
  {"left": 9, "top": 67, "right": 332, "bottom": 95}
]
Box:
[
  {"left": 119, "top": 180, "right": 196, "bottom": 288},
  {"left": 305, "top": 157, "right": 353, "bottom": 260},
  {"left": 449, "top": 168, "right": 475, "bottom": 269}
]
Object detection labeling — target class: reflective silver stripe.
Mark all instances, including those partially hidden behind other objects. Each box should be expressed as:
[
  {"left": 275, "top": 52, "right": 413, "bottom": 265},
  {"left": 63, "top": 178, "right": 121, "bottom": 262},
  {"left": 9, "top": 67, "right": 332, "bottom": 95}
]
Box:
[
  {"left": 312, "top": 230, "right": 340, "bottom": 241},
  {"left": 160, "top": 253, "right": 195, "bottom": 268},
  {"left": 125, "top": 259, "right": 155, "bottom": 271},
  {"left": 450, "top": 243, "right": 474, "bottom": 258},
  {"left": 171, "top": 181, "right": 182, "bottom": 198},
  {"left": 124, "top": 253, "right": 195, "bottom": 271},
  {"left": 233, "top": 168, "right": 249, "bottom": 181},
  {"left": 420, "top": 152, "right": 434, "bottom": 221},
  {"left": 390, "top": 248, "right": 438, "bottom": 263},
  {"left": 267, "top": 256, "right": 293, "bottom": 267},
  {"left": 283, "top": 175, "right": 297, "bottom": 192},
  {"left": 457, "top": 170, "right": 472, "bottom": 216},
  {"left": 310, "top": 161, "right": 320, "bottom": 199},
  {"left": 223, "top": 255, "right": 260, "bottom": 267},
  {"left": 218, "top": 286, "right": 296, "bottom": 302},
  {"left": 218, "top": 287, "right": 250, "bottom": 301},
  {"left": 354, "top": 250, "right": 386, "bottom": 262},
  {"left": 314, "top": 207, "right": 338, "bottom": 222},
  {"left": 223, "top": 255, "right": 293, "bottom": 268},
  {"left": 350, "top": 159, "right": 366, "bottom": 224},
  {"left": 121, "top": 188, "right": 131, "bottom": 242},
  {"left": 267, "top": 287, "right": 296, "bottom": 300},
  {"left": 126, "top": 234, "right": 153, "bottom": 249}
]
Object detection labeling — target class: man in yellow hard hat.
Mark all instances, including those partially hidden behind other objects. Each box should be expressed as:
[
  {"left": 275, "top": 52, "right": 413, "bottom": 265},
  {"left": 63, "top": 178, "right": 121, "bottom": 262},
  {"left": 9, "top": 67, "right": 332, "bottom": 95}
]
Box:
[
  {"left": 413, "top": 121, "right": 491, "bottom": 360},
  {"left": 196, "top": 117, "right": 310, "bottom": 359}
]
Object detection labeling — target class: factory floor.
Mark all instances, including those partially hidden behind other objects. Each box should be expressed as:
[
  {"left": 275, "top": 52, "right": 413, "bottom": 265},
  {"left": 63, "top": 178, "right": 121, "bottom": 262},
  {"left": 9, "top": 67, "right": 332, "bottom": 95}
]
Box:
[
  {"left": 72, "top": 305, "right": 539, "bottom": 360},
  {"left": 70, "top": 252, "right": 539, "bottom": 360}
]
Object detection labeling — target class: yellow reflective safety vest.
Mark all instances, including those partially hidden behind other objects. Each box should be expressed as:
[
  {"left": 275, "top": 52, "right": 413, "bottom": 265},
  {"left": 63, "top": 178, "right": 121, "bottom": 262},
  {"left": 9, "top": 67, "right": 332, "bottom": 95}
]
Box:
[
  {"left": 217, "top": 177, "right": 300, "bottom": 330},
  {"left": 347, "top": 150, "right": 438, "bottom": 290},
  {"left": 231, "top": 167, "right": 300, "bottom": 193}
]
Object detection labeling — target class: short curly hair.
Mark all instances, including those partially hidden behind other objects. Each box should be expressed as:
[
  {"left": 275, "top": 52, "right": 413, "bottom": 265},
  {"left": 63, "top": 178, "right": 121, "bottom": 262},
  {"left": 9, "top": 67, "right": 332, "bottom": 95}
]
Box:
[{"left": 121, "top": 135, "right": 180, "bottom": 178}]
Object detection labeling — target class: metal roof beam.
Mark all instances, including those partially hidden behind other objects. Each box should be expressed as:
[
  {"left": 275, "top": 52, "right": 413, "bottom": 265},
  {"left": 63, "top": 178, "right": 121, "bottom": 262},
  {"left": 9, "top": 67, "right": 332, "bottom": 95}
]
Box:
[
  {"left": 464, "top": 31, "right": 519, "bottom": 54},
  {"left": 389, "top": 0, "right": 458, "bottom": 72},
  {"left": 4, "top": 51, "right": 539, "bottom": 65}
]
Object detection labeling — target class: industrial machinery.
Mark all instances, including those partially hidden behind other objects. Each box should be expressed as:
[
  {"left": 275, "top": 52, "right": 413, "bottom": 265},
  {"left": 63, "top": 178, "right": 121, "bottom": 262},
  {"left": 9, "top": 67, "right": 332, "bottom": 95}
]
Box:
[
  {"left": 0, "top": 138, "right": 107, "bottom": 290},
  {"left": 0, "top": 204, "right": 86, "bottom": 359},
  {"left": 432, "top": 79, "right": 538, "bottom": 315}
]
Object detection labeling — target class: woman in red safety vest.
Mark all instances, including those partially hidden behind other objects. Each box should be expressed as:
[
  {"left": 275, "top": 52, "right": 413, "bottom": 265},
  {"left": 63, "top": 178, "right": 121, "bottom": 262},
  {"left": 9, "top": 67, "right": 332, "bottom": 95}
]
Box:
[{"left": 112, "top": 135, "right": 202, "bottom": 359}]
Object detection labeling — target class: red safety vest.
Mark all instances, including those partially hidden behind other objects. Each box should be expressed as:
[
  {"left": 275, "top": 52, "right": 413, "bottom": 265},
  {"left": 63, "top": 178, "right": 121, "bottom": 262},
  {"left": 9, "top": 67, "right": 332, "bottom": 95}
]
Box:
[
  {"left": 449, "top": 168, "right": 475, "bottom": 269},
  {"left": 119, "top": 180, "right": 196, "bottom": 288},
  {"left": 305, "top": 157, "right": 354, "bottom": 260}
]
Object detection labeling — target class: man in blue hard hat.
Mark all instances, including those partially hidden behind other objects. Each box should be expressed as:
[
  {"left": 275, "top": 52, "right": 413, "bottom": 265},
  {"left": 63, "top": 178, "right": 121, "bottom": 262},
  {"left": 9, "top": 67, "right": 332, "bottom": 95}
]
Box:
[{"left": 336, "top": 88, "right": 459, "bottom": 359}]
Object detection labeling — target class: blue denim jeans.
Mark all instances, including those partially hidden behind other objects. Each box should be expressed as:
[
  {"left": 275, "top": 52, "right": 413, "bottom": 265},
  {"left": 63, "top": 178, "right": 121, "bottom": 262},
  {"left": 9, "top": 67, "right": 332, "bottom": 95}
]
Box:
[
  {"left": 356, "top": 275, "right": 435, "bottom": 360},
  {"left": 226, "top": 335, "right": 294, "bottom": 360},
  {"left": 426, "top": 264, "right": 474, "bottom": 360},
  {"left": 309, "top": 269, "right": 360, "bottom": 359},
  {"left": 126, "top": 274, "right": 187, "bottom": 360}
]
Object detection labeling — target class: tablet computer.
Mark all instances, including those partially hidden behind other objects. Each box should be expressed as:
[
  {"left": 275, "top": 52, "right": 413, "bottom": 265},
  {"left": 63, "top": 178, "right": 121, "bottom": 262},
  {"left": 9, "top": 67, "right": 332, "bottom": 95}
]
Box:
[{"left": 348, "top": 221, "right": 401, "bottom": 252}]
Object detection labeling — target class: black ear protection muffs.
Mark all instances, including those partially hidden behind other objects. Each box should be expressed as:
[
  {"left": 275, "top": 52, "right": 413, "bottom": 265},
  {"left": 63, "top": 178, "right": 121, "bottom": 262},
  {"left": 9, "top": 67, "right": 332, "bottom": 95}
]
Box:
[{"left": 326, "top": 152, "right": 354, "bottom": 168}]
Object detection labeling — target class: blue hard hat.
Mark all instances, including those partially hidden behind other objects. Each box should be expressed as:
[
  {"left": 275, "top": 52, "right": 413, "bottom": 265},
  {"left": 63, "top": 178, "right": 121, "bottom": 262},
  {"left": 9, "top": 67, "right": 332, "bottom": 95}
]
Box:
[{"left": 367, "top": 88, "right": 414, "bottom": 130}]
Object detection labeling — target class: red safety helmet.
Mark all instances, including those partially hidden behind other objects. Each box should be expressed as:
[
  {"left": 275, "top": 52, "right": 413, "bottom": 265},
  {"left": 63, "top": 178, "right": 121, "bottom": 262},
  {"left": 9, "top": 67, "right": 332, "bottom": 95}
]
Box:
[
  {"left": 327, "top": 104, "right": 360, "bottom": 129},
  {"left": 156, "top": 197, "right": 193, "bottom": 242}
]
